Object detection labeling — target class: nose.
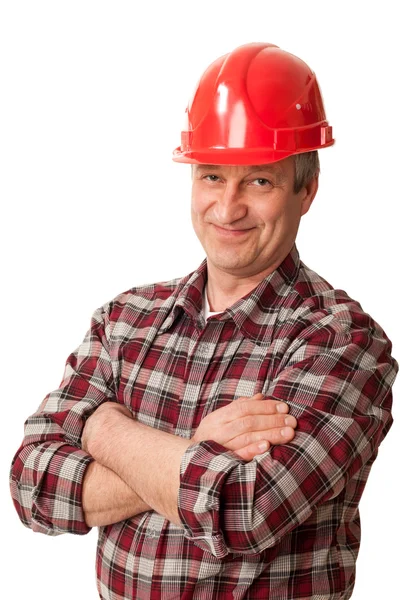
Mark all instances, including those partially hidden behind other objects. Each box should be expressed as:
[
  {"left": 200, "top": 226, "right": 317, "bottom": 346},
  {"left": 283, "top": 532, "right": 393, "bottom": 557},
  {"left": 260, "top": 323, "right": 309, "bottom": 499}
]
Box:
[{"left": 213, "top": 182, "right": 247, "bottom": 225}]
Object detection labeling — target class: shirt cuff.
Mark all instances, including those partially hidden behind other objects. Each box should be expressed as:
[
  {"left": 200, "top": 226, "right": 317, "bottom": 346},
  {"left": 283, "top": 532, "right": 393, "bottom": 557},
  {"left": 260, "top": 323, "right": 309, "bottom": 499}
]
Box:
[
  {"left": 178, "top": 440, "right": 243, "bottom": 558},
  {"left": 31, "top": 445, "right": 94, "bottom": 535}
]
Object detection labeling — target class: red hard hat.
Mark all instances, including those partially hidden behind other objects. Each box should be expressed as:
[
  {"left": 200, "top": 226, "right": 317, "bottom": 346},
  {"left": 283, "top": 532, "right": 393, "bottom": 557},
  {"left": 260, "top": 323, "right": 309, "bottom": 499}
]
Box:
[{"left": 173, "top": 42, "right": 334, "bottom": 165}]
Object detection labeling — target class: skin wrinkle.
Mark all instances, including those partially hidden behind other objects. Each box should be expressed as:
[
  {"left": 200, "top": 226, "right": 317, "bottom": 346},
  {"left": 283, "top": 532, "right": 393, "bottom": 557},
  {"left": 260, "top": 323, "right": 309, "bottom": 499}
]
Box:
[{"left": 191, "top": 151, "right": 320, "bottom": 193}]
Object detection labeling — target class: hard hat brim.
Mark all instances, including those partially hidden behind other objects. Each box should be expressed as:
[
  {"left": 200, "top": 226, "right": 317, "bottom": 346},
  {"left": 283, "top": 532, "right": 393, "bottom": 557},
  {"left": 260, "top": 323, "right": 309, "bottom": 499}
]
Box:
[{"left": 172, "top": 141, "right": 334, "bottom": 165}]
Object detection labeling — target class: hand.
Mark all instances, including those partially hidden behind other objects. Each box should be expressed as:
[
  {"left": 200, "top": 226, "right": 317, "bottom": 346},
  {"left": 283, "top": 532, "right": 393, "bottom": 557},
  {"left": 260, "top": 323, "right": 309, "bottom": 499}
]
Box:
[
  {"left": 81, "top": 402, "right": 132, "bottom": 456},
  {"left": 191, "top": 393, "right": 297, "bottom": 461}
]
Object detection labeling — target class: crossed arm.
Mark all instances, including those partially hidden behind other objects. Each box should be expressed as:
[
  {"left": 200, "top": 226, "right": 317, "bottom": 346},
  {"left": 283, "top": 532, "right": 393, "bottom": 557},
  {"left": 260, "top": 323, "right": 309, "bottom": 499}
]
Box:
[
  {"left": 11, "top": 304, "right": 396, "bottom": 555},
  {"left": 81, "top": 395, "right": 297, "bottom": 527}
]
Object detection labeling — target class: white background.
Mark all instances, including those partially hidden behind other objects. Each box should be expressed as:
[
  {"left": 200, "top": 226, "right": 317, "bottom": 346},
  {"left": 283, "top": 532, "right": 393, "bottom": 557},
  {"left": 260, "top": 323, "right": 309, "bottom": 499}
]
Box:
[{"left": 1, "top": 1, "right": 399, "bottom": 598}]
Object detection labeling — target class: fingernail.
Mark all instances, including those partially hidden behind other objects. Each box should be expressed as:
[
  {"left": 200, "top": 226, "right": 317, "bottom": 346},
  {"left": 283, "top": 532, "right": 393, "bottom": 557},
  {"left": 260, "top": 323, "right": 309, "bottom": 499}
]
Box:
[
  {"left": 277, "top": 403, "right": 288, "bottom": 413},
  {"left": 285, "top": 416, "right": 295, "bottom": 426},
  {"left": 281, "top": 427, "right": 292, "bottom": 437},
  {"left": 258, "top": 441, "right": 268, "bottom": 452}
]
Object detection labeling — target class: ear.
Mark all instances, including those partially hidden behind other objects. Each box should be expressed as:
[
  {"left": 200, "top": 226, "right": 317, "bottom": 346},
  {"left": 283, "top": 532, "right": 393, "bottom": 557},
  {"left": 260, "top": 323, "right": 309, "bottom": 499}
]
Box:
[{"left": 300, "top": 175, "right": 319, "bottom": 217}]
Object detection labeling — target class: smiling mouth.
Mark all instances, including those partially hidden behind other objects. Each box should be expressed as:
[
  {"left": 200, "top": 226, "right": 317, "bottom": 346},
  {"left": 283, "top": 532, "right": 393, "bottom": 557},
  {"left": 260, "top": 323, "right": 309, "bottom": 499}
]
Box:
[{"left": 212, "top": 224, "right": 254, "bottom": 236}]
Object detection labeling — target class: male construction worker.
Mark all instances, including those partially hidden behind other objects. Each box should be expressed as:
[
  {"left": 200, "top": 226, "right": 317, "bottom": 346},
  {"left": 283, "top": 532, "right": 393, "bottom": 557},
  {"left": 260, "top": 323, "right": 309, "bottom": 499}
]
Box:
[{"left": 10, "top": 42, "right": 398, "bottom": 599}]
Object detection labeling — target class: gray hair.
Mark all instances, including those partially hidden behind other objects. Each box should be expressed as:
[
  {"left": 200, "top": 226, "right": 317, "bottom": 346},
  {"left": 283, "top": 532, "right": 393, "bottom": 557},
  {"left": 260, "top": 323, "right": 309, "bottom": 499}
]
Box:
[{"left": 293, "top": 151, "right": 320, "bottom": 193}]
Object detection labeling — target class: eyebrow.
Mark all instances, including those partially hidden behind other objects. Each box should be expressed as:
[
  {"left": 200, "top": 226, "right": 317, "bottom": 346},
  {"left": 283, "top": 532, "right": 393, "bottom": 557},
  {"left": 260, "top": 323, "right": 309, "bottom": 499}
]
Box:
[{"left": 194, "top": 164, "right": 287, "bottom": 181}]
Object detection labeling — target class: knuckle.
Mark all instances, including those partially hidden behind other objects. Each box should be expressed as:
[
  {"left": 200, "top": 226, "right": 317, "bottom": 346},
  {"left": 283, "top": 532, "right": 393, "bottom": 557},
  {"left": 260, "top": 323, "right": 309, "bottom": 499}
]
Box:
[
  {"left": 238, "top": 418, "right": 247, "bottom": 433},
  {"left": 277, "top": 415, "right": 288, "bottom": 427},
  {"left": 266, "top": 415, "right": 281, "bottom": 428},
  {"left": 268, "top": 429, "right": 282, "bottom": 444},
  {"left": 242, "top": 415, "right": 254, "bottom": 431},
  {"left": 237, "top": 399, "right": 249, "bottom": 417},
  {"left": 264, "top": 400, "right": 278, "bottom": 413},
  {"left": 243, "top": 433, "right": 252, "bottom": 446}
]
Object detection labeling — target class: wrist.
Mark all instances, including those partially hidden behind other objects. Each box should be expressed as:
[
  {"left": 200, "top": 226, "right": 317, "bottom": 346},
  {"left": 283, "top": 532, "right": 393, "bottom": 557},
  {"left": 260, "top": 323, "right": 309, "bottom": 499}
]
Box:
[{"left": 89, "top": 408, "right": 133, "bottom": 464}]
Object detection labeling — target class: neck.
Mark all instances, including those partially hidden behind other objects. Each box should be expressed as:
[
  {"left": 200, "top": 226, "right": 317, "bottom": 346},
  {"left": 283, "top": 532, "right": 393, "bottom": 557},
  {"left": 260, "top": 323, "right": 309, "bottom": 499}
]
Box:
[{"left": 206, "top": 260, "right": 281, "bottom": 312}]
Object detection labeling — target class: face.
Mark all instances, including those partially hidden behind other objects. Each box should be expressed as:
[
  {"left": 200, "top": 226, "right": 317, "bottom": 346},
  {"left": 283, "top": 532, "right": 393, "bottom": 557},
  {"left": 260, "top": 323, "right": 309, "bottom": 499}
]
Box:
[{"left": 191, "top": 157, "right": 318, "bottom": 280}]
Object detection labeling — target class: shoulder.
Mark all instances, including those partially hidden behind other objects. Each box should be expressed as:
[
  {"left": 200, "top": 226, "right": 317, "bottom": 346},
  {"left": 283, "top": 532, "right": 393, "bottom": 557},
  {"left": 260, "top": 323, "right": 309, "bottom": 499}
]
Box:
[
  {"left": 293, "top": 261, "right": 367, "bottom": 332},
  {"left": 90, "top": 271, "right": 191, "bottom": 334},
  {"left": 270, "top": 261, "right": 398, "bottom": 424},
  {"left": 111, "top": 274, "right": 184, "bottom": 312},
  {"left": 279, "top": 260, "right": 393, "bottom": 359}
]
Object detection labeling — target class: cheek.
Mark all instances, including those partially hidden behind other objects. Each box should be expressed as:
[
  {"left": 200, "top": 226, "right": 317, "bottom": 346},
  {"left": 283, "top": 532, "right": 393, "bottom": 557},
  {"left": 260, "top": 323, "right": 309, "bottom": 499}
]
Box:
[
  {"left": 253, "top": 200, "right": 284, "bottom": 228},
  {"left": 255, "top": 194, "right": 301, "bottom": 228},
  {"left": 190, "top": 197, "right": 207, "bottom": 236},
  {"left": 190, "top": 200, "right": 202, "bottom": 227},
  {"left": 191, "top": 189, "right": 211, "bottom": 221}
]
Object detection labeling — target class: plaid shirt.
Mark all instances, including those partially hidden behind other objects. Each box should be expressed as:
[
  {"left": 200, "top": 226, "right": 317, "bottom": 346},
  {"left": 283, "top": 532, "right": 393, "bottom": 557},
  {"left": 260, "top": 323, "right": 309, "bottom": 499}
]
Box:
[{"left": 10, "top": 245, "right": 398, "bottom": 599}]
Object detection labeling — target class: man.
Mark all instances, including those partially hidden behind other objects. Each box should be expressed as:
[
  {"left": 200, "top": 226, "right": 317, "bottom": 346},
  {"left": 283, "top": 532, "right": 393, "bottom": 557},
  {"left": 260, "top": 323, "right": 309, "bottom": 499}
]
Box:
[{"left": 10, "top": 42, "right": 398, "bottom": 599}]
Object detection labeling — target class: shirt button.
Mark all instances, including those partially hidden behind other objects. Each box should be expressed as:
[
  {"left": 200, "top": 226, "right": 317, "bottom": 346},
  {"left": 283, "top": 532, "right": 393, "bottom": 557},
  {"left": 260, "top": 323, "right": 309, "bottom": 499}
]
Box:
[
  {"left": 146, "top": 529, "right": 157, "bottom": 538},
  {"left": 197, "top": 344, "right": 209, "bottom": 356}
]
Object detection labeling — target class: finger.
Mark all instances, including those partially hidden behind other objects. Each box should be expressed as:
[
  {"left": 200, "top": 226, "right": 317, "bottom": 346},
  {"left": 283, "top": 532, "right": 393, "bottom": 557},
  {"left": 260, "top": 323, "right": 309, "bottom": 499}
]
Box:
[
  {"left": 233, "top": 426, "right": 297, "bottom": 461},
  {"left": 233, "top": 440, "right": 271, "bottom": 461},
  {"left": 253, "top": 395, "right": 290, "bottom": 414},
  {"left": 227, "top": 397, "right": 290, "bottom": 422},
  {"left": 223, "top": 413, "right": 297, "bottom": 443},
  {"left": 227, "top": 424, "right": 296, "bottom": 451}
]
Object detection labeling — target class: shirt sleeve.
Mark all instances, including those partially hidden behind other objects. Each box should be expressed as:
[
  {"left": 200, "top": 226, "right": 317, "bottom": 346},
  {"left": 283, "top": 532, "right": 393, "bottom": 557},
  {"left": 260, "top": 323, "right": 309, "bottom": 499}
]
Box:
[
  {"left": 177, "top": 316, "right": 398, "bottom": 558},
  {"left": 10, "top": 305, "right": 115, "bottom": 535}
]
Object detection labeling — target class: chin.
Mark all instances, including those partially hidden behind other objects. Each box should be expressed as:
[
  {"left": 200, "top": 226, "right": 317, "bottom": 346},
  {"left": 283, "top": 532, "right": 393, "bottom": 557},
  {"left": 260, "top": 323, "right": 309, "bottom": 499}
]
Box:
[{"left": 209, "top": 253, "right": 253, "bottom": 272}]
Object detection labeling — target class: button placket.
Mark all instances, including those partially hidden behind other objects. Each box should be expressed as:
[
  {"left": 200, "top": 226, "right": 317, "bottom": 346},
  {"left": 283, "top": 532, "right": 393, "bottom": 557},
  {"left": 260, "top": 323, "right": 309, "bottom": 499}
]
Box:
[{"left": 176, "top": 325, "right": 223, "bottom": 437}]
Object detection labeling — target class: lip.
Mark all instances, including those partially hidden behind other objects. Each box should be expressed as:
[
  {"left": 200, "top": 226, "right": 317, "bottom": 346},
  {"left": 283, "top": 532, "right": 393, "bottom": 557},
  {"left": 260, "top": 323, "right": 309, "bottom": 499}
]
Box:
[{"left": 212, "top": 224, "right": 254, "bottom": 237}]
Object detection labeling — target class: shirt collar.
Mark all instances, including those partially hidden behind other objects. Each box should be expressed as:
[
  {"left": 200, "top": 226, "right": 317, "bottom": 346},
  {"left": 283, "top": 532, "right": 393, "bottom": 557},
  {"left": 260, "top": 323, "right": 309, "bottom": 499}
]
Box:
[{"left": 158, "top": 245, "right": 301, "bottom": 345}]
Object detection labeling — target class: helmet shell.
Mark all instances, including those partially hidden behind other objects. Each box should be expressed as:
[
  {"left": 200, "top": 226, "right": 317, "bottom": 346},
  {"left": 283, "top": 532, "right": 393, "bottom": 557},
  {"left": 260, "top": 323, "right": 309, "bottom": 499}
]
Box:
[{"left": 173, "top": 42, "right": 334, "bottom": 164}]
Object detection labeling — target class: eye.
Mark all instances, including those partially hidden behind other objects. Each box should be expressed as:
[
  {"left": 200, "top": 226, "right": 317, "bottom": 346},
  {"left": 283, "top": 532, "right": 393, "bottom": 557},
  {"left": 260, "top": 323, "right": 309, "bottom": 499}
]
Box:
[
  {"left": 203, "top": 175, "right": 220, "bottom": 182},
  {"left": 251, "top": 178, "right": 271, "bottom": 187}
]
